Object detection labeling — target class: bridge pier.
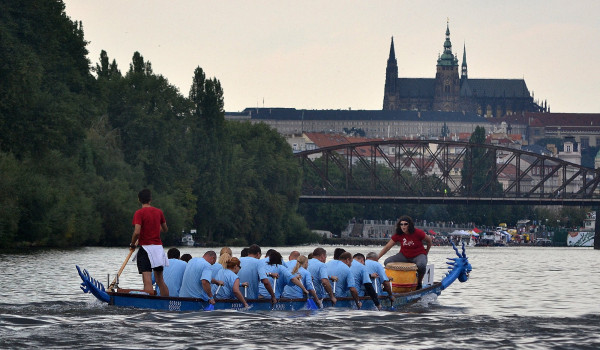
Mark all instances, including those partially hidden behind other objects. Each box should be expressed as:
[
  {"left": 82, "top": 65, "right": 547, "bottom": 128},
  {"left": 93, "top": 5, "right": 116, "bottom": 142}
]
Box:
[{"left": 593, "top": 207, "right": 600, "bottom": 250}]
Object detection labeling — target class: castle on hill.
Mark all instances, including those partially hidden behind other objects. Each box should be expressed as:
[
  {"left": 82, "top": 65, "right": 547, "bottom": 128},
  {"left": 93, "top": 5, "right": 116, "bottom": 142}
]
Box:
[{"left": 383, "top": 22, "right": 548, "bottom": 117}]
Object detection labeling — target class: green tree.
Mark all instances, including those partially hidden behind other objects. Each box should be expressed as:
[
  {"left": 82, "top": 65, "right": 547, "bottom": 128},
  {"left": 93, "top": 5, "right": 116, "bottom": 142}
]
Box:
[{"left": 0, "top": 0, "right": 95, "bottom": 158}]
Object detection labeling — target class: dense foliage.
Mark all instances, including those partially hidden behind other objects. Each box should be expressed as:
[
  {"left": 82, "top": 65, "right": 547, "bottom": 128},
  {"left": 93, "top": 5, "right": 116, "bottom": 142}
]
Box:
[{"left": 0, "top": 0, "right": 318, "bottom": 248}]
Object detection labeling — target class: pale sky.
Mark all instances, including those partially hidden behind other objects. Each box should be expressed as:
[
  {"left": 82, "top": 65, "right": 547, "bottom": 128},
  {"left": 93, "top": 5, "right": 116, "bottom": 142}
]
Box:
[{"left": 63, "top": 1, "right": 599, "bottom": 113}]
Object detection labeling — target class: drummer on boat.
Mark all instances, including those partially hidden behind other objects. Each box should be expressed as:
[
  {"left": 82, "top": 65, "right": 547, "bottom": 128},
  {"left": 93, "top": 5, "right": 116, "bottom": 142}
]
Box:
[{"left": 377, "top": 215, "right": 432, "bottom": 290}]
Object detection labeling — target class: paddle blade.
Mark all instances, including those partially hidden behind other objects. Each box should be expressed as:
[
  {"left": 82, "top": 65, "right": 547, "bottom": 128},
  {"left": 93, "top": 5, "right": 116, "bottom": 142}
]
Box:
[
  {"left": 306, "top": 298, "right": 318, "bottom": 310},
  {"left": 204, "top": 303, "right": 214, "bottom": 311}
]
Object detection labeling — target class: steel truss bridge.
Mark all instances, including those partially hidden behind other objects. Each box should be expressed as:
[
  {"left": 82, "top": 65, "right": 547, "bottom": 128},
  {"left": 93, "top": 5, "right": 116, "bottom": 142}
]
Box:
[{"left": 295, "top": 140, "right": 600, "bottom": 206}]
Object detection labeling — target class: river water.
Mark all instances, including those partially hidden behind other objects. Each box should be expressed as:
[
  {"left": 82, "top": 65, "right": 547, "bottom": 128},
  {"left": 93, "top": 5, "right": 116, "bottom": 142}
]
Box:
[{"left": 1, "top": 245, "right": 599, "bottom": 349}]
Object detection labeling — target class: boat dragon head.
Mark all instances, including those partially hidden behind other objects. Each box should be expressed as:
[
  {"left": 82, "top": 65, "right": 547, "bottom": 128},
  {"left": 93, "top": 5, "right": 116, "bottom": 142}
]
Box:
[{"left": 440, "top": 241, "right": 472, "bottom": 290}]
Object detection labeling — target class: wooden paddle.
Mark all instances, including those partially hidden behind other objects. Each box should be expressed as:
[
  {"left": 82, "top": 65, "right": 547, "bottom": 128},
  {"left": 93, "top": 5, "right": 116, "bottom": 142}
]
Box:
[{"left": 108, "top": 240, "right": 138, "bottom": 291}]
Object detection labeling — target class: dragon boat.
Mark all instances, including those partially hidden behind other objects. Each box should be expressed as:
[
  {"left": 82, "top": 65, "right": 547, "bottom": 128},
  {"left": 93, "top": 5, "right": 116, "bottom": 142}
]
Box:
[{"left": 76, "top": 243, "right": 471, "bottom": 312}]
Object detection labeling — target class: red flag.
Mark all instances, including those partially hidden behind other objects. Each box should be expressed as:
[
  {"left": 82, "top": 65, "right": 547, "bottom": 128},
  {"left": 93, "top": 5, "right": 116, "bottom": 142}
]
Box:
[
  {"left": 473, "top": 227, "right": 481, "bottom": 233},
  {"left": 428, "top": 229, "right": 437, "bottom": 235}
]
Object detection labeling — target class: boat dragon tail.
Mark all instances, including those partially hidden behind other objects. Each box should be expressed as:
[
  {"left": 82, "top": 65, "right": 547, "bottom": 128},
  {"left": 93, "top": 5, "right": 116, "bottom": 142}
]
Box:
[
  {"left": 440, "top": 241, "right": 472, "bottom": 290},
  {"left": 77, "top": 265, "right": 110, "bottom": 303}
]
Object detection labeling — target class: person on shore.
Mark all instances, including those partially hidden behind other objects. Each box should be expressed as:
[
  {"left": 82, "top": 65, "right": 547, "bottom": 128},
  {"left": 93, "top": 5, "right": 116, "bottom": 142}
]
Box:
[
  {"left": 129, "top": 189, "right": 169, "bottom": 296},
  {"left": 156, "top": 248, "right": 187, "bottom": 297},
  {"left": 283, "top": 255, "right": 322, "bottom": 308},
  {"left": 238, "top": 244, "right": 277, "bottom": 304},
  {"left": 328, "top": 252, "right": 361, "bottom": 309},
  {"left": 377, "top": 215, "right": 432, "bottom": 289},
  {"left": 258, "top": 250, "right": 307, "bottom": 298},
  {"left": 212, "top": 257, "right": 249, "bottom": 308},
  {"left": 351, "top": 253, "right": 381, "bottom": 310},
  {"left": 179, "top": 251, "right": 218, "bottom": 304},
  {"left": 308, "top": 247, "right": 337, "bottom": 305},
  {"left": 284, "top": 250, "right": 300, "bottom": 268},
  {"left": 365, "top": 252, "right": 395, "bottom": 302}
]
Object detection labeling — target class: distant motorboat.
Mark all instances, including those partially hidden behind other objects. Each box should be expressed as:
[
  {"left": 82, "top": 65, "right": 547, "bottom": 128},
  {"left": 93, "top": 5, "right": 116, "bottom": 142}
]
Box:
[{"left": 181, "top": 233, "right": 195, "bottom": 247}]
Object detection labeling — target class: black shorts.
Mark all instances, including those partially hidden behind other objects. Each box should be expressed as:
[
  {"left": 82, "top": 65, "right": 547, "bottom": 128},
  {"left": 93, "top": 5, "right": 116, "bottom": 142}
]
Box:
[{"left": 136, "top": 247, "right": 164, "bottom": 274}]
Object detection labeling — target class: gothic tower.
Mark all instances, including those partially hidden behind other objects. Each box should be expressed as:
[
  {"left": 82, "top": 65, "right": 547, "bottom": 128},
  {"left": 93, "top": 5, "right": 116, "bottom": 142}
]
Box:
[
  {"left": 433, "top": 22, "right": 460, "bottom": 111},
  {"left": 383, "top": 37, "right": 399, "bottom": 110},
  {"left": 461, "top": 43, "right": 468, "bottom": 80}
]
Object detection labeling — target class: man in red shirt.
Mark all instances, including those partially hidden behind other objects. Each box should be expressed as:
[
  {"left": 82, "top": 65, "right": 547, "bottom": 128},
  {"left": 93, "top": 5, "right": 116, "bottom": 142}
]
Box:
[
  {"left": 377, "top": 215, "right": 432, "bottom": 289},
  {"left": 129, "top": 189, "right": 169, "bottom": 296}
]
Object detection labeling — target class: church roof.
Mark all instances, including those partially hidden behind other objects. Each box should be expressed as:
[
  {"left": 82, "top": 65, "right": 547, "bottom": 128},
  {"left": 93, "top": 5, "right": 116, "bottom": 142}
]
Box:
[
  {"left": 242, "top": 107, "right": 489, "bottom": 123},
  {"left": 463, "top": 79, "right": 530, "bottom": 98},
  {"left": 392, "top": 77, "right": 532, "bottom": 99},
  {"left": 396, "top": 78, "right": 435, "bottom": 97}
]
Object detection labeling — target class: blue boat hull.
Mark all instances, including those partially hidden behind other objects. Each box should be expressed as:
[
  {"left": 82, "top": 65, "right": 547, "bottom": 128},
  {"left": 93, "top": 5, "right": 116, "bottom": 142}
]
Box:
[{"left": 104, "top": 284, "right": 444, "bottom": 312}]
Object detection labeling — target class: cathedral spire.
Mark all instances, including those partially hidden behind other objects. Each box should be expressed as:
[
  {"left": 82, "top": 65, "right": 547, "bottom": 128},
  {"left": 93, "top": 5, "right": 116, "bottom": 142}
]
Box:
[
  {"left": 437, "top": 20, "right": 458, "bottom": 67},
  {"left": 388, "top": 36, "right": 397, "bottom": 65},
  {"left": 461, "top": 42, "right": 468, "bottom": 79},
  {"left": 384, "top": 36, "right": 399, "bottom": 106}
]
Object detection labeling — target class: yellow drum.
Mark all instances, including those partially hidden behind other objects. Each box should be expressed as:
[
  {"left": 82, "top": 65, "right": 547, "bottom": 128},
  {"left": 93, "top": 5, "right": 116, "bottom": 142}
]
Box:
[{"left": 385, "top": 262, "right": 418, "bottom": 293}]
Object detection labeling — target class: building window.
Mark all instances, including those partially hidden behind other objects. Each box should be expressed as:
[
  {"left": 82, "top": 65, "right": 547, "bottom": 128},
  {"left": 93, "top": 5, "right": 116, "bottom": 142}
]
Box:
[{"left": 581, "top": 137, "right": 589, "bottom": 149}]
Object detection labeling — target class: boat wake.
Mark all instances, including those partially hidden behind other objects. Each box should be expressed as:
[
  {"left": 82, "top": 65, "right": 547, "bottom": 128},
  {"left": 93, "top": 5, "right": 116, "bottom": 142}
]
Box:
[{"left": 415, "top": 292, "right": 438, "bottom": 307}]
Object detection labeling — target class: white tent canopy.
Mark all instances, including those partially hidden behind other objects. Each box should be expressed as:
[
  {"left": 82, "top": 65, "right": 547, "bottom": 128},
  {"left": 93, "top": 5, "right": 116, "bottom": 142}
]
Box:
[{"left": 449, "top": 230, "right": 471, "bottom": 236}]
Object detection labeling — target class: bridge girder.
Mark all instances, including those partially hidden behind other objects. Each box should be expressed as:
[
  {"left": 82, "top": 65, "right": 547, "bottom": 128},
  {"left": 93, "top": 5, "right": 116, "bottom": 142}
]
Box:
[{"left": 296, "top": 140, "right": 600, "bottom": 205}]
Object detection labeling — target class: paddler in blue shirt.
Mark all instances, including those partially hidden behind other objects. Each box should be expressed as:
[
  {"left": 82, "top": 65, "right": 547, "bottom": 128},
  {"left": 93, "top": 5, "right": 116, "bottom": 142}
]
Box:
[
  {"left": 238, "top": 244, "right": 277, "bottom": 304},
  {"left": 258, "top": 250, "right": 307, "bottom": 298},
  {"left": 283, "top": 255, "right": 322, "bottom": 307},
  {"left": 179, "top": 251, "right": 218, "bottom": 305},
  {"left": 155, "top": 248, "right": 187, "bottom": 297},
  {"left": 351, "top": 253, "right": 381, "bottom": 310},
  {"left": 284, "top": 250, "right": 300, "bottom": 268},
  {"left": 365, "top": 252, "right": 395, "bottom": 302},
  {"left": 307, "top": 247, "right": 337, "bottom": 305},
  {"left": 212, "top": 257, "right": 249, "bottom": 308},
  {"left": 327, "top": 252, "right": 361, "bottom": 309}
]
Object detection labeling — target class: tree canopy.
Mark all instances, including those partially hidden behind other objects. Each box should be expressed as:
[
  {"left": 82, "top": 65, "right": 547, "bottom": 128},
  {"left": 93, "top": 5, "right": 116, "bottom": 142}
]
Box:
[{"left": 0, "top": 0, "right": 319, "bottom": 248}]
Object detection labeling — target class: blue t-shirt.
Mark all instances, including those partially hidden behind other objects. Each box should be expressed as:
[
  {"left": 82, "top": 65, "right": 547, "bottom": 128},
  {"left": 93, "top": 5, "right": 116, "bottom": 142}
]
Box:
[
  {"left": 284, "top": 259, "right": 297, "bottom": 269},
  {"left": 211, "top": 263, "right": 224, "bottom": 280},
  {"left": 157, "top": 258, "right": 187, "bottom": 297},
  {"left": 365, "top": 259, "right": 389, "bottom": 294},
  {"left": 350, "top": 260, "right": 373, "bottom": 297},
  {"left": 211, "top": 268, "right": 239, "bottom": 299},
  {"left": 238, "top": 257, "right": 268, "bottom": 299},
  {"left": 308, "top": 258, "right": 329, "bottom": 299},
  {"left": 258, "top": 263, "right": 295, "bottom": 298},
  {"left": 179, "top": 257, "right": 213, "bottom": 300},
  {"left": 326, "top": 260, "right": 356, "bottom": 297},
  {"left": 282, "top": 266, "right": 314, "bottom": 299}
]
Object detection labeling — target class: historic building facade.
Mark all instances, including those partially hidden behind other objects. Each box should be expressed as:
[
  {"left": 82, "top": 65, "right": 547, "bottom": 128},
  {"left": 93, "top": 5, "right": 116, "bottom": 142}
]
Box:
[
  {"left": 226, "top": 108, "right": 492, "bottom": 139},
  {"left": 383, "top": 23, "right": 547, "bottom": 117}
]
